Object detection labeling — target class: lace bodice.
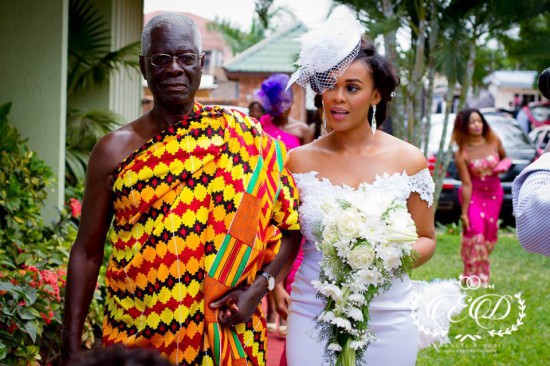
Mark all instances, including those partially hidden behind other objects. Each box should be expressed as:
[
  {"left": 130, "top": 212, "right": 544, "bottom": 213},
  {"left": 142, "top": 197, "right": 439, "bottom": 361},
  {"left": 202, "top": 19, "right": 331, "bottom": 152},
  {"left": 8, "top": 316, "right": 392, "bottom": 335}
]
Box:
[{"left": 293, "top": 169, "right": 435, "bottom": 252}]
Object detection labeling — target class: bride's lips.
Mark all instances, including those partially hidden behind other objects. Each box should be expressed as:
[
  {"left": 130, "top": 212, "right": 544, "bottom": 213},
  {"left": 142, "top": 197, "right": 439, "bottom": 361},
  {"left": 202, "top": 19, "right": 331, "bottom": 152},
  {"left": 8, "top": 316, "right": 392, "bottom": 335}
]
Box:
[{"left": 330, "top": 107, "right": 349, "bottom": 121}]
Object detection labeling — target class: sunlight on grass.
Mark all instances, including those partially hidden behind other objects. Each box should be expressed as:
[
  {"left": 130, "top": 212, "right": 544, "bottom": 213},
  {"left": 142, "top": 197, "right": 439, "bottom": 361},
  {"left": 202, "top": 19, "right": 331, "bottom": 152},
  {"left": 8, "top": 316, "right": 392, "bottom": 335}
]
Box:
[{"left": 412, "top": 228, "right": 550, "bottom": 365}]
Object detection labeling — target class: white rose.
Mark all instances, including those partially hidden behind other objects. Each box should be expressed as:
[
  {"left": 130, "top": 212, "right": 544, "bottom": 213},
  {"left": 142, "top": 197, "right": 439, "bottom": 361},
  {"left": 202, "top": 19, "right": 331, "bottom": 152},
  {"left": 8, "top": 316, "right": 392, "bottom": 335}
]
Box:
[
  {"left": 348, "top": 246, "right": 376, "bottom": 270},
  {"left": 336, "top": 210, "right": 362, "bottom": 239}
]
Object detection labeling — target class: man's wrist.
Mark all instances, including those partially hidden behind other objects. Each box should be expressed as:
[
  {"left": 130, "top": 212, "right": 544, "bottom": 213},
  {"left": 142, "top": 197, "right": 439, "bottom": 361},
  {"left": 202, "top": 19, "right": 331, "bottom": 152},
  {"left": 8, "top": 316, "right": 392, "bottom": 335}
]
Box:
[{"left": 257, "top": 270, "right": 275, "bottom": 292}]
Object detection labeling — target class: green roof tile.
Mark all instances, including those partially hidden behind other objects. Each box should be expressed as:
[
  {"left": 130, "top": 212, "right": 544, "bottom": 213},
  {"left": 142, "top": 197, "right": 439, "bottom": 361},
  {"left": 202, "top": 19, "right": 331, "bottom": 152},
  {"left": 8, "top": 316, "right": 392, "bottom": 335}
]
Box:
[{"left": 223, "top": 21, "right": 308, "bottom": 74}]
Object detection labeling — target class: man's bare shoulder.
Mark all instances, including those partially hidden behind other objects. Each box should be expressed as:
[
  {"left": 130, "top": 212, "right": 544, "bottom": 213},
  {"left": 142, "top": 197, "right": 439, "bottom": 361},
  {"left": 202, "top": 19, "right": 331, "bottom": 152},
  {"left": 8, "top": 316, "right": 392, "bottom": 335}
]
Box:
[{"left": 88, "top": 117, "right": 144, "bottom": 175}]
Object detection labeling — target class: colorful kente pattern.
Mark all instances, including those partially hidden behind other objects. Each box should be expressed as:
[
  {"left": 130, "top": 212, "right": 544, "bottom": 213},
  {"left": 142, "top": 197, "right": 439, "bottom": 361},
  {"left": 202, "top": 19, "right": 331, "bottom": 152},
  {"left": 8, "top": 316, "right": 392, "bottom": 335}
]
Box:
[{"left": 103, "top": 104, "right": 300, "bottom": 366}]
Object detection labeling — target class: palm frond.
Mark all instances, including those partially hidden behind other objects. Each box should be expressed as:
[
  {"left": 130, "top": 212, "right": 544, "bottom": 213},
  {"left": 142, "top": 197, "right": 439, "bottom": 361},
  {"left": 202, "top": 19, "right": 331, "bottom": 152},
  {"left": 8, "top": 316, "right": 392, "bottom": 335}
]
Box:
[
  {"left": 67, "top": 0, "right": 140, "bottom": 97},
  {"left": 66, "top": 109, "right": 123, "bottom": 150},
  {"left": 65, "top": 149, "right": 89, "bottom": 184}
]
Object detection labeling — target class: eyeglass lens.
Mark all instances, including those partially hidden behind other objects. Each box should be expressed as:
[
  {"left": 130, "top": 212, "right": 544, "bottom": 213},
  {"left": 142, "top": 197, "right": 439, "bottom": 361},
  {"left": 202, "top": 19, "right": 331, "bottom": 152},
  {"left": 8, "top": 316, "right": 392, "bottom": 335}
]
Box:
[{"left": 150, "top": 53, "right": 200, "bottom": 67}]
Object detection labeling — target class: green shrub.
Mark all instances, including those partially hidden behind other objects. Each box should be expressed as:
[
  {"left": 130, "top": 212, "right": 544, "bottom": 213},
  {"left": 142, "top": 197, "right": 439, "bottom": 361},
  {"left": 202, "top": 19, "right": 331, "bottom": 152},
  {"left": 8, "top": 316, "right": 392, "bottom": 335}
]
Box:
[{"left": 0, "top": 103, "right": 103, "bottom": 365}]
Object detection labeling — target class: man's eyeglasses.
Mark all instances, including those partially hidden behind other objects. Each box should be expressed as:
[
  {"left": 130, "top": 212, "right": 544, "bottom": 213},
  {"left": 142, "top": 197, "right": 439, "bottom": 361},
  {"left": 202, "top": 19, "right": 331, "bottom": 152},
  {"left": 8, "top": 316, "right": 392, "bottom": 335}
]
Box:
[{"left": 147, "top": 53, "right": 203, "bottom": 67}]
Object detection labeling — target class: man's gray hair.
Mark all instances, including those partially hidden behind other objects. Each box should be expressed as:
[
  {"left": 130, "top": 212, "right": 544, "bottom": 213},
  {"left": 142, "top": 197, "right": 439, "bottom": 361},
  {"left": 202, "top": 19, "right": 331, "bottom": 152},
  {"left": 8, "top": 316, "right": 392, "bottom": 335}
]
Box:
[{"left": 141, "top": 12, "right": 202, "bottom": 55}]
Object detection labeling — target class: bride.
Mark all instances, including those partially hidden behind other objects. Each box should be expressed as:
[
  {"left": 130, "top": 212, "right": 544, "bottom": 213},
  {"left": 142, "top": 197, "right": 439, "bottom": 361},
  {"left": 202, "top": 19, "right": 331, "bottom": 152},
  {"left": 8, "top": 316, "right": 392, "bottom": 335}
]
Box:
[{"left": 279, "top": 9, "right": 436, "bottom": 366}]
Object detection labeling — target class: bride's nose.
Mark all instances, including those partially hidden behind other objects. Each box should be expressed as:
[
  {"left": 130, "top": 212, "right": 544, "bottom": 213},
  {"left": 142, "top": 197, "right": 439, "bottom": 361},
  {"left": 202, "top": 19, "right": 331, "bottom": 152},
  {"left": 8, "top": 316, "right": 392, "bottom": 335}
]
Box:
[{"left": 331, "top": 87, "right": 346, "bottom": 102}]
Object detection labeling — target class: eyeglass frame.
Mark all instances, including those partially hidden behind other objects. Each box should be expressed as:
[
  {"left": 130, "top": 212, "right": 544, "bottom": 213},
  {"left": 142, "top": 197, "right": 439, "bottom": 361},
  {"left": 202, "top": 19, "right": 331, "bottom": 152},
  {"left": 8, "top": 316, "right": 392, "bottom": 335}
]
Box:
[{"left": 144, "top": 52, "right": 205, "bottom": 68}]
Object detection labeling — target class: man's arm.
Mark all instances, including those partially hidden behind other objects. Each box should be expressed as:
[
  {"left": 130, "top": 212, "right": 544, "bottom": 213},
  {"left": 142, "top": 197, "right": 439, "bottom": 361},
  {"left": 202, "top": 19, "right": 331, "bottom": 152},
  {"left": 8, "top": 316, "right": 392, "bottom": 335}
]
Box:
[
  {"left": 514, "top": 152, "right": 550, "bottom": 256},
  {"left": 60, "top": 138, "right": 116, "bottom": 364},
  {"left": 210, "top": 230, "right": 302, "bottom": 326}
]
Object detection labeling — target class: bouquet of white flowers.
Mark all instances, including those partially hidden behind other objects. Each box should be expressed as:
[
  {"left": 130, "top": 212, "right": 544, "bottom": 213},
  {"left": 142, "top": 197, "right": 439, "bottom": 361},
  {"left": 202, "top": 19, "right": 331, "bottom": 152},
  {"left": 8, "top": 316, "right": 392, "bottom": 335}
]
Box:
[{"left": 312, "top": 189, "right": 419, "bottom": 366}]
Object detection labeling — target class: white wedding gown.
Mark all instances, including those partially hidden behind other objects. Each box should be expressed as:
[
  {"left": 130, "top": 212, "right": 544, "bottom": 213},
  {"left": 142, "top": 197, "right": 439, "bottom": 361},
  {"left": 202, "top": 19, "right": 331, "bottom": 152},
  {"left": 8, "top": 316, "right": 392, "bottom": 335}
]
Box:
[{"left": 286, "top": 170, "right": 435, "bottom": 366}]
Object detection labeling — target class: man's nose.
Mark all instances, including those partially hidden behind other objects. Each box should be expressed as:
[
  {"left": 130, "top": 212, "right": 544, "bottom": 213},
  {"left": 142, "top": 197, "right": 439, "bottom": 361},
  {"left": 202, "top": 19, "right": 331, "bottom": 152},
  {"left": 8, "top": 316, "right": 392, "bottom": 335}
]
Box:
[{"left": 166, "top": 57, "right": 185, "bottom": 73}]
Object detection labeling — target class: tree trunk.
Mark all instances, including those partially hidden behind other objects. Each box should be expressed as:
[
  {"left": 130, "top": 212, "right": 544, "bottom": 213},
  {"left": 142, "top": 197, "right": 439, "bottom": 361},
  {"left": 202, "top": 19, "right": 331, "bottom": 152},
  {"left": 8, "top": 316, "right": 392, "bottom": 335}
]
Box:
[
  {"left": 422, "top": 0, "right": 440, "bottom": 156},
  {"left": 459, "top": 37, "right": 477, "bottom": 110},
  {"left": 432, "top": 83, "right": 456, "bottom": 210},
  {"left": 406, "top": 0, "right": 427, "bottom": 145},
  {"left": 382, "top": 0, "right": 404, "bottom": 139}
]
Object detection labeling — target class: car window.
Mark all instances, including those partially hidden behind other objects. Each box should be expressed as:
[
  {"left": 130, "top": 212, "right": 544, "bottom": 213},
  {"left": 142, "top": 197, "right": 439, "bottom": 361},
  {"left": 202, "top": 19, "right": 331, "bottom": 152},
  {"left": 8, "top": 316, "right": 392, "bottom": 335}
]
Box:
[
  {"left": 426, "top": 114, "right": 532, "bottom": 152},
  {"left": 489, "top": 120, "right": 532, "bottom": 150}
]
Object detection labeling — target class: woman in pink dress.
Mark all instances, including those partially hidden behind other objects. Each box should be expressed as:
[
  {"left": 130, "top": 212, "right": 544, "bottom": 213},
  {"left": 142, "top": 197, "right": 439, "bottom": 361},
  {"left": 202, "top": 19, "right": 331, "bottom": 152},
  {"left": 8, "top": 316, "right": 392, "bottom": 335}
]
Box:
[
  {"left": 254, "top": 74, "right": 314, "bottom": 339},
  {"left": 453, "top": 109, "right": 510, "bottom": 285}
]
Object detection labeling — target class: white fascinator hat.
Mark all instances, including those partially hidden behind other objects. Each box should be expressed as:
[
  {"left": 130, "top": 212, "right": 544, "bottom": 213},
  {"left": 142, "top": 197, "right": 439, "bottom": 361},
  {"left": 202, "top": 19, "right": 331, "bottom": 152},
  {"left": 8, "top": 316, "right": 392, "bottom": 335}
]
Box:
[{"left": 287, "top": 6, "right": 365, "bottom": 94}]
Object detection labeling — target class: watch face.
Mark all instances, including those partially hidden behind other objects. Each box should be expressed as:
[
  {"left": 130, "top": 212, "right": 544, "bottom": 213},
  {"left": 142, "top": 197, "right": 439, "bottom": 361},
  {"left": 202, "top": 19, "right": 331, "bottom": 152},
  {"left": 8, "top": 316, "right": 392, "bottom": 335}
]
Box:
[{"left": 267, "top": 276, "right": 275, "bottom": 291}]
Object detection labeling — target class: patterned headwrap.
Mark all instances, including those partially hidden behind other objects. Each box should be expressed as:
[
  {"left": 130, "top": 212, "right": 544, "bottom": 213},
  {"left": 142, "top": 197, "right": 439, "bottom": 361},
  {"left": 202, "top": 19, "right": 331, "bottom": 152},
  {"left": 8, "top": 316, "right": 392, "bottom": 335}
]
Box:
[{"left": 254, "top": 73, "right": 294, "bottom": 117}]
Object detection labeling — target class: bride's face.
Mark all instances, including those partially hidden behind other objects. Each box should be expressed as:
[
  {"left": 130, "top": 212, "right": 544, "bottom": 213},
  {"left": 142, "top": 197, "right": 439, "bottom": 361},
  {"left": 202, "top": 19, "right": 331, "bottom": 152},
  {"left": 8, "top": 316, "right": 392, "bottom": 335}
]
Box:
[{"left": 322, "top": 60, "right": 381, "bottom": 132}]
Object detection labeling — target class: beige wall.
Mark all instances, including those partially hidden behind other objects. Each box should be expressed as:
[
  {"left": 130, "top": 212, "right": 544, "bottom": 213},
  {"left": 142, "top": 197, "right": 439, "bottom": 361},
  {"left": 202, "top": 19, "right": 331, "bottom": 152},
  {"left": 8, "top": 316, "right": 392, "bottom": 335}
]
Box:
[{"left": 0, "top": 0, "right": 69, "bottom": 219}]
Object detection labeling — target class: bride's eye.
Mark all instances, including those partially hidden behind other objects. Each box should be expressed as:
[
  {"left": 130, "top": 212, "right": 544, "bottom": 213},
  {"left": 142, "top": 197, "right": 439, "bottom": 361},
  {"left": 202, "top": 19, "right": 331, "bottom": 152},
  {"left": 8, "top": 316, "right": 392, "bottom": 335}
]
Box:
[{"left": 347, "top": 85, "right": 360, "bottom": 93}]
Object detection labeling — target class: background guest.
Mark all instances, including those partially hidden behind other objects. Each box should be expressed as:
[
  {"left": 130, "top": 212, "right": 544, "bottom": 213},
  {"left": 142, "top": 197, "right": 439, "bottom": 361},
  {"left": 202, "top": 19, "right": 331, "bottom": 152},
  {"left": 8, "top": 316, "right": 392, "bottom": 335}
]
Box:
[{"left": 453, "top": 108, "right": 510, "bottom": 285}]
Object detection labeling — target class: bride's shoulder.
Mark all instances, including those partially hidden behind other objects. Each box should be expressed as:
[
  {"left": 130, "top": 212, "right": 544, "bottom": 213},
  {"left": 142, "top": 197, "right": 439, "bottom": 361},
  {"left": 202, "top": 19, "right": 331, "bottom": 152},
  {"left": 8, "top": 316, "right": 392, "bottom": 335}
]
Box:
[
  {"left": 383, "top": 134, "right": 428, "bottom": 175},
  {"left": 286, "top": 139, "right": 324, "bottom": 173}
]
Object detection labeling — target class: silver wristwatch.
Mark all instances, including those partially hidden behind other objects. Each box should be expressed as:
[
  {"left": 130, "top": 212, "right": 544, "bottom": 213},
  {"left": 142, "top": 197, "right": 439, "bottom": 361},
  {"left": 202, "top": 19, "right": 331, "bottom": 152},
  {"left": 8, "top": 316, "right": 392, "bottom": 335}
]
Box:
[{"left": 257, "top": 270, "right": 275, "bottom": 292}]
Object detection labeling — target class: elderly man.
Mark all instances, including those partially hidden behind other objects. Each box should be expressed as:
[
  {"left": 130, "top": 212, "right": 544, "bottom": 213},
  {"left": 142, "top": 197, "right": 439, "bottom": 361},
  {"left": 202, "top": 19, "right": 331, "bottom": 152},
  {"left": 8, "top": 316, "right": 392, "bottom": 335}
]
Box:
[{"left": 61, "top": 13, "right": 301, "bottom": 366}]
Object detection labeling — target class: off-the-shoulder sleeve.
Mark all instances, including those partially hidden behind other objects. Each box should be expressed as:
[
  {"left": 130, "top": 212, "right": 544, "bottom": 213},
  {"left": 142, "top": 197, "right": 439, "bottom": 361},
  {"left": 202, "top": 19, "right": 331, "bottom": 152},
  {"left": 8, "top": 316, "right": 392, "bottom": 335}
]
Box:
[{"left": 409, "top": 168, "right": 435, "bottom": 207}]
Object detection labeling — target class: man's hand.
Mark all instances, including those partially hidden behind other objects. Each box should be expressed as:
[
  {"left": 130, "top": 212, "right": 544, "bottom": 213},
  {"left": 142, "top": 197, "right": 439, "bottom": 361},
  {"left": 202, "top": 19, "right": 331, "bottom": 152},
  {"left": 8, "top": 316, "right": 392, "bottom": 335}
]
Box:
[
  {"left": 210, "top": 283, "right": 264, "bottom": 327},
  {"left": 273, "top": 283, "right": 290, "bottom": 321}
]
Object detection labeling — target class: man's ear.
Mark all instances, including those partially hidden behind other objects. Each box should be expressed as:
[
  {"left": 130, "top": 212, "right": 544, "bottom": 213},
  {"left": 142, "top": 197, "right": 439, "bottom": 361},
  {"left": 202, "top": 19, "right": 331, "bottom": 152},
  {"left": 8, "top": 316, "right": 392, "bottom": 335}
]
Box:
[{"left": 139, "top": 55, "right": 147, "bottom": 79}]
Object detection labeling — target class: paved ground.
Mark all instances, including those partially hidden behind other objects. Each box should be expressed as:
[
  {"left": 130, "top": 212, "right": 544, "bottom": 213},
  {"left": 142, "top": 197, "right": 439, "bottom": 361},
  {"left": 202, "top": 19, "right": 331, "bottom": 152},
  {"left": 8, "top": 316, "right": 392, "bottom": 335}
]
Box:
[
  {"left": 267, "top": 329, "right": 286, "bottom": 366},
  {"left": 262, "top": 298, "right": 286, "bottom": 366}
]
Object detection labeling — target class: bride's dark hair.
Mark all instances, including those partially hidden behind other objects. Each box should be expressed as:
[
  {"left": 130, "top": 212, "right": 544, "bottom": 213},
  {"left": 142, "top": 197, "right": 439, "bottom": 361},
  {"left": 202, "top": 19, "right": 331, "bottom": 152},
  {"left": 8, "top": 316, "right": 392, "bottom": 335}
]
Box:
[{"left": 355, "top": 39, "right": 400, "bottom": 129}]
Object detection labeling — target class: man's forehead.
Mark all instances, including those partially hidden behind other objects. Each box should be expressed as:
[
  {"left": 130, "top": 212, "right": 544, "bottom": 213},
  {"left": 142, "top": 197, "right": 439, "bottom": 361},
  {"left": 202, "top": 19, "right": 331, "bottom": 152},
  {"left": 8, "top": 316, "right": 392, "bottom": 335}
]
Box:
[{"left": 149, "top": 23, "right": 199, "bottom": 51}]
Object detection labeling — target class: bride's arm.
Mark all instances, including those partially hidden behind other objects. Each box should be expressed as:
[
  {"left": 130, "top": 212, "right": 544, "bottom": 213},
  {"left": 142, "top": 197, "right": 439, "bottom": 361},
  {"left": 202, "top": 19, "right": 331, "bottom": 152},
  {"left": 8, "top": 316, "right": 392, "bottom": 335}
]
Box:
[{"left": 408, "top": 192, "right": 436, "bottom": 267}]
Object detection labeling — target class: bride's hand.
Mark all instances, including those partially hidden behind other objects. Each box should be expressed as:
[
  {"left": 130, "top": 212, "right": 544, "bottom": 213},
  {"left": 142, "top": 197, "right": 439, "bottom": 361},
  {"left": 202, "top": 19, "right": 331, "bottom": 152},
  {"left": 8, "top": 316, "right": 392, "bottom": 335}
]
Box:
[{"left": 273, "top": 283, "right": 290, "bottom": 320}]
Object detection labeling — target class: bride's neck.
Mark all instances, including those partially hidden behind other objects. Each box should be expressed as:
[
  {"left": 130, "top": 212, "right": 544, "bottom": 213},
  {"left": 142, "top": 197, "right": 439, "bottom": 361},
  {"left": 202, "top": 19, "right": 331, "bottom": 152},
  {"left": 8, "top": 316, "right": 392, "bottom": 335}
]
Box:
[{"left": 331, "top": 129, "right": 376, "bottom": 152}]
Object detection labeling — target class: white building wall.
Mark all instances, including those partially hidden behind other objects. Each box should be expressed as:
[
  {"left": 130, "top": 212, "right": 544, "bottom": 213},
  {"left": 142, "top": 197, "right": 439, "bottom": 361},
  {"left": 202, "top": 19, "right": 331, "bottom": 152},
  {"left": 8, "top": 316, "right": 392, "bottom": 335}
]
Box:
[{"left": 109, "top": 0, "right": 143, "bottom": 122}]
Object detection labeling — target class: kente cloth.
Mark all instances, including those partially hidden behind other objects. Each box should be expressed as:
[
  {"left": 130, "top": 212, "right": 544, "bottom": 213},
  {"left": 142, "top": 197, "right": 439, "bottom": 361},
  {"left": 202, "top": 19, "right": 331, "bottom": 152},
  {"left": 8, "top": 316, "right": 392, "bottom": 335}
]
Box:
[
  {"left": 102, "top": 103, "right": 300, "bottom": 366},
  {"left": 458, "top": 153, "right": 503, "bottom": 284}
]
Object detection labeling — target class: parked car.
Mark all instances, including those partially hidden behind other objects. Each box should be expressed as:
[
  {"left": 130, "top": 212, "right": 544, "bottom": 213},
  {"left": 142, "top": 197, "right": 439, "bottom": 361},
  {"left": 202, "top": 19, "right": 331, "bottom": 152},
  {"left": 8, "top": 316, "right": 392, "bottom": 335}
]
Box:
[
  {"left": 522, "top": 101, "right": 550, "bottom": 129},
  {"left": 528, "top": 125, "right": 550, "bottom": 156},
  {"left": 425, "top": 113, "right": 537, "bottom": 224}
]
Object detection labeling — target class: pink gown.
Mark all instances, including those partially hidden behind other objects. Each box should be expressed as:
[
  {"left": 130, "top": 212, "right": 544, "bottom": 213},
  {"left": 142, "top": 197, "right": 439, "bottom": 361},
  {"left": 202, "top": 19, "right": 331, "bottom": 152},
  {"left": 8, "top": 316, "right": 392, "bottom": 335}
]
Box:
[{"left": 458, "top": 152, "right": 503, "bottom": 284}]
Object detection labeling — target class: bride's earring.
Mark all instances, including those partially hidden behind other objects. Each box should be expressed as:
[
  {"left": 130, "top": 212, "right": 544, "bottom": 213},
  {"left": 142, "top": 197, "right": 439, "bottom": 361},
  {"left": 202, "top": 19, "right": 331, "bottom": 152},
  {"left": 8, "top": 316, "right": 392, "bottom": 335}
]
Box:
[
  {"left": 371, "top": 104, "right": 377, "bottom": 135},
  {"left": 321, "top": 102, "right": 327, "bottom": 130}
]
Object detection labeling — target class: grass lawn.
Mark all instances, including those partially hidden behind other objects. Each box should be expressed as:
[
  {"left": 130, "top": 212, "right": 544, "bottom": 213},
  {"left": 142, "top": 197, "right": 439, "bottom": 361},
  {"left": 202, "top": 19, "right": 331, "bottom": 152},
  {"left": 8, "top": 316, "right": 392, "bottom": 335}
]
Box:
[{"left": 412, "top": 227, "right": 550, "bottom": 366}]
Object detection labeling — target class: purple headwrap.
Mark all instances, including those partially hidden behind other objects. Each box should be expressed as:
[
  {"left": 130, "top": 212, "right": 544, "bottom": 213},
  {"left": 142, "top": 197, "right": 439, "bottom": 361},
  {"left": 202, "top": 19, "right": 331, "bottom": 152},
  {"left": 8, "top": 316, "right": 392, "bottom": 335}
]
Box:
[{"left": 254, "top": 74, "right": 294, "bottom": 117}]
